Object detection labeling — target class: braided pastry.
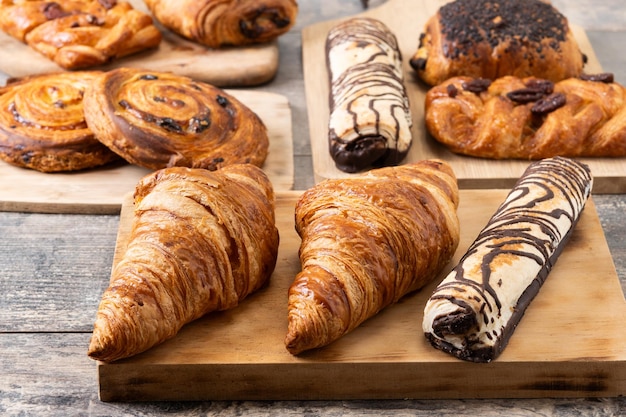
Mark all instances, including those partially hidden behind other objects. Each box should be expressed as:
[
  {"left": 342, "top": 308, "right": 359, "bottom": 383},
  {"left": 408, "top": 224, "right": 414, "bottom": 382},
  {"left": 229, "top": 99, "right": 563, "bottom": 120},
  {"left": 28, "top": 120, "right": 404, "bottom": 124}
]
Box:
[
  {"left": 83, "top": 68, "right": 269, "bottom": 170},
  {"left": 326, "top": 17, "right": 412, "bottom": 173},
  {"left": 285, "top": 160, "right": 460, "bottom": 355},
  {"left": 0, "top": 71, "right": 119, "bottom": 172},
  {"left": 425, "top": 74, "right": 626, "bottom": 159},
  {"left": 0, "top": 0, "right": 162, "bottom": 70},
  {"left": 143, "top": 0, "right": 298, "bottom": 48},
  {"left": 409, "top": 0, "right": 585, "bottom": 86},
  {"left": 423, "top": 157, "right": 592, "bottom": 362},
  {"left": 88, "top": 164, "right": 280, "bottom": 362}
]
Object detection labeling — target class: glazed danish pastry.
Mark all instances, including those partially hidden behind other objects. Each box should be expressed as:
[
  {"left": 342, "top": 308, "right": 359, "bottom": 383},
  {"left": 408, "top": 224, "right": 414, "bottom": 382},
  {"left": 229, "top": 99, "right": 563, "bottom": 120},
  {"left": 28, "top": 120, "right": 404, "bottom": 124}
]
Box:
[
  {"left": 0, "top": 71, "right": 120, "bottom": 172},
  {"left": 425, "top": 74, "right": 626, "bottom": 159},
  {"left": 423, "top": 157, "right": 592, "bottom": 362},
  {"left": 409, "top": 0, "right": 585, "bottom": 86},
  {"left": 326, "top": 17, "right": 412, "bottom": 173},
  {"left": 285, "top": 160, "right": 460, "bottom": 355},
  {"left": 83, "top": 68, "right": 269, "bottom": 170},
  {"left": 0, "top": 0, "right": 162, "bottom": 70},
  {"left": 88, "top": 164, "right": 280, "bottom": 362},
  {"left": 143, "top": 0, "right": 298, "bottom": 48}
]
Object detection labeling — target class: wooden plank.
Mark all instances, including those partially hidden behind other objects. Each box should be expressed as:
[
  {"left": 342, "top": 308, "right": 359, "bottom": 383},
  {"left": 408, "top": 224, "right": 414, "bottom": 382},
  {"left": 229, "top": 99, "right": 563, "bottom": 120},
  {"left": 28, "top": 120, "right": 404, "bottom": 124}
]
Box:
[
  {"left": 302, "top": 0, "right": 626, "bottom": 193},
  {"left": 0, "top": 90, "right": 294, "bottom": 214},
  {"left": 0, "top": 0, "right": 279, "bottom": 87},
  {"left": 96, "top": 189, "right": 626, "bottom": 401}
]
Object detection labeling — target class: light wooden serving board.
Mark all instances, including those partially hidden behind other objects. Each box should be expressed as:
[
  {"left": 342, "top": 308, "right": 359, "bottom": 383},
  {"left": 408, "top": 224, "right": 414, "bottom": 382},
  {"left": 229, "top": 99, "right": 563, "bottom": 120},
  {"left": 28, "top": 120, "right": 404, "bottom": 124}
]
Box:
[
  {"left": 302, "top": 0, "right": 626, "bottom": 193},
  {"left": 96, "top": 190, "right": 626, "bottom": 401},
  {"left": 0, "top": 90, "right": 293, "bottom": 214},
  {"left": 0, "top": 0, "right": 279, "bottom": 87}
]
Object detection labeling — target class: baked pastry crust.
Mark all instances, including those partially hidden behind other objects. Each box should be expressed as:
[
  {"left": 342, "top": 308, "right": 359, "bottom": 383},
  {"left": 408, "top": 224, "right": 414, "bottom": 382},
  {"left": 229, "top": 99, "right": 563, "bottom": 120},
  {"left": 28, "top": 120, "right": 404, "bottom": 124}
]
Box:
[
  {"left": 409, "top": 0, "right": 585, "bottom": 86},
  {"left": 0, "top": 0, "right": 162, "bottom": 69},
  {"left": 285, "top": 160, "right": 460, "bottom": 355},
  {"left": 425, "top": 74, "right": 626, "bottom": 159},
  {"left": 423, "top": 157, "right": 592, "bottom": 362},
  {"left": 83, "top": 68, "right": 269, "bottom": 170},
  {"left": 326, "top": 17, "right": 412, "bottom": 173},
  {"left": 143, "top": 0, "right": 298, "bottom": 48},
  {"left": 0, "top": 71, "right": 120, "bottom": 172},
  {"left": 88, "top": 164, "right": 280, "bottom": 362}
]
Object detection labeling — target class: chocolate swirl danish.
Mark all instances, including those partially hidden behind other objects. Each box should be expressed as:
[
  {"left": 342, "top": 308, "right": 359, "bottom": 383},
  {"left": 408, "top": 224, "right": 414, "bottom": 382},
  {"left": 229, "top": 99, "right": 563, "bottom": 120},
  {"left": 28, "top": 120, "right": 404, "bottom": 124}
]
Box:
[
  {"left": 423, "top": 157, "right": 592, "bottom": 362},
  {"left": 83, "top": 68, "right": 269, "bottom": 170},
  {"left": 0, "top": 71, "right": 119, "bottom": 172},
  {"left": 326, "top": 17, "right": 412, "bottom": 173}
]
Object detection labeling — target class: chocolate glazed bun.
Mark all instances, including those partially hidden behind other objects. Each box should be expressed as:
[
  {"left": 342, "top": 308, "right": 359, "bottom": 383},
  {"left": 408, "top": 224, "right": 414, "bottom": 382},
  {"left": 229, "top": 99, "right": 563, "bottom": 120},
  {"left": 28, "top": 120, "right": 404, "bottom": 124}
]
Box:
[
  {"left": 83, "top": 68, "right": 269, "bottom": 171},
  {"left": 326, "top": 17, "right": 413, "bottom": 173}
]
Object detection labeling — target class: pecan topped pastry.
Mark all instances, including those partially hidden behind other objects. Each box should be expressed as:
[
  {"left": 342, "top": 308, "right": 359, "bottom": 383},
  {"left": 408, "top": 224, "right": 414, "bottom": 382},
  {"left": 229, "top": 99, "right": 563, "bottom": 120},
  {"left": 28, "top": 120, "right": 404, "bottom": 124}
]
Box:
[{"left": 410, "top": 0, "right": 586, "bottom": 86}]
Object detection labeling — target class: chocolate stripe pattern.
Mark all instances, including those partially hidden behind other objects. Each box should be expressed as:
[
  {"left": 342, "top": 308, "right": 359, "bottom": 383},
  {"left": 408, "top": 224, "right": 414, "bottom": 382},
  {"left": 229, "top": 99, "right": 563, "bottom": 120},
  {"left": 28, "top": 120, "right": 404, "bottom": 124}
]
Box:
[
  {"left": 422, "top": 157, "right": 592, "bottom": 362},
  {"left": 326, "top": 17, "right": 412, "bottom": 173}
]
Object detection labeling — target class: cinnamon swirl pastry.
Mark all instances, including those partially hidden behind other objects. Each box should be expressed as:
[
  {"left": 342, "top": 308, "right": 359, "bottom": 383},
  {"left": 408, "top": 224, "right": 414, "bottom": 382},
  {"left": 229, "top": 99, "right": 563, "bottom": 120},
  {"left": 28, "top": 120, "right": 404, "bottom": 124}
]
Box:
[
  {"left": 0, "top": 0, "right": 162, "bottom": 69},
  {"left": 0, "top": 71, "right": 119, "bottom": 172},
  {"left": 143, "top": 0, "right": 298, "bottom": 48},
  {"left": 83, "top": 68, "right": 269, "bottom": 170}
]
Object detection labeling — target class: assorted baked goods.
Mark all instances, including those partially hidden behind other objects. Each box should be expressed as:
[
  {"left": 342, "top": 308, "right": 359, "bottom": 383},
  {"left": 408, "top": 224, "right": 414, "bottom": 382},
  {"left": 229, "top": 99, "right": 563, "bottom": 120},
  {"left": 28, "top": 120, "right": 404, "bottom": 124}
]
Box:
[
  {"left": 409, "top": 0, "right": 586, "bottom": 86},
  {"left": 425, "top": 74, "right": 626, "bottom": 159},
  {"left": 144, "top": 0, "right": 298, "bottom": 48},
  {"left": 285, "top": 160, "right": 460, "bottom": 355},
  {"left": 0, "top": 0, "right": 162, "bottom": 69},
  {"left": 88, "top": 164, "right": 280, "bottom": 362},
  {"left": 83, "top": 68, "right": 269, "bottom": 170},
  {"left": 0, "top": 71, "right": 120, "bottom": 172},
  {"left": 326, "top": 17, "right": 412, "bottom": 173},
  {"left": 423, "top": 157, "right": 592, "bottom": 362}
]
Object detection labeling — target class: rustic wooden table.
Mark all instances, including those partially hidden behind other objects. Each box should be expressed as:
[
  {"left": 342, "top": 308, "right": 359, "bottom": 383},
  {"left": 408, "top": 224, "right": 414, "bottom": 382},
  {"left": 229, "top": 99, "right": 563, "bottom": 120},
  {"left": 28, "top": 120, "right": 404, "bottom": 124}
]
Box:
[{"left": 1, "top": 1, "right": 625, "bottom": 415}]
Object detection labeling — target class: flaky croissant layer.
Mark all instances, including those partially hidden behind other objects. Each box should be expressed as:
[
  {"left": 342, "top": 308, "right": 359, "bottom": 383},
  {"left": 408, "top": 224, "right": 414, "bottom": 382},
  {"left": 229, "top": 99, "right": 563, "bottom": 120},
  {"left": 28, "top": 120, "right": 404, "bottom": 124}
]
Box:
[
  {"left": 285, "top": 160, "right": 461, "bottom": 355},
  {"left": 88, "top": 164, "right": 279, "bottom": 362}
]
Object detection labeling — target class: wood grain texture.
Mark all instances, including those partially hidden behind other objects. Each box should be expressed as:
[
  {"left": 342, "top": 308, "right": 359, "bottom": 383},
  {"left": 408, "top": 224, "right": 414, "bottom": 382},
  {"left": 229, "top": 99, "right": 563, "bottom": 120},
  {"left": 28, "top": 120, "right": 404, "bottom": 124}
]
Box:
[
  {"left": 0, "top": 89, "right": 294, "bottom": 214},
  {"left": 302, "top": 0, "right": 626, "bottom": 193},
  {"left": 0, "top": 0, "right": 280, "bottom": 87},
  {"left": 96, "top": 190, "right": 626, "bottom": 401}
]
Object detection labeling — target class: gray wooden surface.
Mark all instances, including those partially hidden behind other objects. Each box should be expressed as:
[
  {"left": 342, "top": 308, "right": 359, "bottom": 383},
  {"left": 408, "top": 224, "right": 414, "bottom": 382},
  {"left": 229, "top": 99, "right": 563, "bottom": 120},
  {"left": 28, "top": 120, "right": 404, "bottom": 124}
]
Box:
[{"left": 1, "top": 1, "right": 626, "bottom": 415}]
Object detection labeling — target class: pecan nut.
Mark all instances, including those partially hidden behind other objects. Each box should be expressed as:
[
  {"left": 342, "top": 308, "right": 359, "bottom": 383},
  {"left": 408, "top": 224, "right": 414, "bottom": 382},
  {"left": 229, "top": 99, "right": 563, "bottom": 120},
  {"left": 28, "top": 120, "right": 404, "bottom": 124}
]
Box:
[
  {"left": 506, "top": 88, "right": 546, "bottom": 104},
  {"left": 580, "top": 73, "right": 614, "bottom": 84},
  {"left": 462, "top": 78, "right": 492, "bottom": 94},
  {"left": 531, "top": 92, "right": 566, "bottom": 115}
]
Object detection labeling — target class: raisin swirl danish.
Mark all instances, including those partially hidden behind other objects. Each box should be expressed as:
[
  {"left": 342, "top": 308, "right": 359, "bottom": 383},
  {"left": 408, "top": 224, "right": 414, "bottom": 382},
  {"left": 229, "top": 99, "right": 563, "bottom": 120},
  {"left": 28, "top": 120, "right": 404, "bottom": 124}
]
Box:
[
  {"left": 285, "top": 160, "right": 460, "bottom": 355},
  {"left": 409, "top": 0, "right": 585, "bottom": 86},
  {"left": 425, "top": 74, "right": 626, "bottom": 159},
  {"left": 88, "top": 164, "right": 280, "bottom": 362},
  {"left": 143, "top": 0, "right": 298, "bottom": 48},
  {"left": 423, "top": 157, "right": 592, "bottom": 363},
  {"left": 326, "top": 17, "right": 412, "bottom": 173},
  {"left": 0, "top": 71, "right": 119, "bottom": 172},
  {"left": 83, "top": 68, "right": 269, "bottom": 170},
  {"left": 0, "top": 0, "right": 162, "bottom": 70}
]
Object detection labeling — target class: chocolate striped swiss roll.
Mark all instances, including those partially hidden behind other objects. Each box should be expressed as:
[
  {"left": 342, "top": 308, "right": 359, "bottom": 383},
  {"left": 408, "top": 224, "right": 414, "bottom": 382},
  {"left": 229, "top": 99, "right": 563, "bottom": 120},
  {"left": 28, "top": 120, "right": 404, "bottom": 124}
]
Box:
[
  {"left": 326, "top": 17, "right": 412, "bottom": 173},
  {"left": 422, "top": 157, "right": 592, "bottom": 362}
]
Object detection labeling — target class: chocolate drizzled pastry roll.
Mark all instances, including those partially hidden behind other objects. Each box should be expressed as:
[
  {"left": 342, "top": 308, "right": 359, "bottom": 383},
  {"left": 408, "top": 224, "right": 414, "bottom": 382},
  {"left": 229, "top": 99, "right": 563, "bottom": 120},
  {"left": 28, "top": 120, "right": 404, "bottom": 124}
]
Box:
[
  {"left": 423, "top": 157, "right": 592, "bottom": 363},
  {"left": 409, "top": 0, "right": 585, "bottom": 86},
  {"left": 326, "top": 17, "right": 412, "bottom": 173}
]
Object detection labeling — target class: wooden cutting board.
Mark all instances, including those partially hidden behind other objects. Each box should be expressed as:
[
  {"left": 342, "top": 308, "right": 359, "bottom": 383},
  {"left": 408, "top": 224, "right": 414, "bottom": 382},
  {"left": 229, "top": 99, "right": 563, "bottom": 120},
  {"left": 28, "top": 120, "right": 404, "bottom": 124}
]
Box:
[
  {"left": 0, "top": 0, "right": 279, "bottom": 87},
  {"left": 96, "top": 190, "right": 626, "bottom": 401},
  {"left": 0, "top": 90, "right": 293, "bottom": 214},
  {"left": 302, "top": 0, "right": 626, "bottom": 193}
]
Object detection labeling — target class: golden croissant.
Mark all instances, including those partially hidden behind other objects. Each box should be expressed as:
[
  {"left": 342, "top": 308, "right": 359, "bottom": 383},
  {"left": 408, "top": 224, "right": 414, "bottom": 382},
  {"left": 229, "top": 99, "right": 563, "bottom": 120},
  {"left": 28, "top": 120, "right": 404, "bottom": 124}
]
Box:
[
  {"left": 88, "top": 164, "right": 280, "bottom": 362},
  {"left": 285, "top": 160, "right": 460, "bottom": 355}
]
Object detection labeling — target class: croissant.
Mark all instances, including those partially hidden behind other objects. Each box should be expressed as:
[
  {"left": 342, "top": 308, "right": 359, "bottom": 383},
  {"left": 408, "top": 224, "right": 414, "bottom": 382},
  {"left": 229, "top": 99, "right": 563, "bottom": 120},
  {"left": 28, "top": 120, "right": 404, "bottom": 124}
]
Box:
[
  {"left": 285, "top": 160, "right": 460, "bottom": 355},
  {"left": 425, "top": 74, "right": 626, "bottom": 159},
  {"left": 326, "top": 17, "right": 412, "bottom": 173},
  {"left": 88, "top": 164, "right": 280, "bottom": 362},
  {"left": 423, "top": 157, "right": 592, "bottom": 362},
  {"left": 0, "top": 0, "right": 162, "bottom": 69},
  {"left": 409, "top": 0, "right": 585, "bottom": 86},
  {"left": 143, "top": 0, "right": 298, "bottom": 48},
  {"left": 83, "top": 68, "right": 269, "bottom": 170},
  {"left": 0, "top": 71, "right": 120, "bottom": 172}
]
